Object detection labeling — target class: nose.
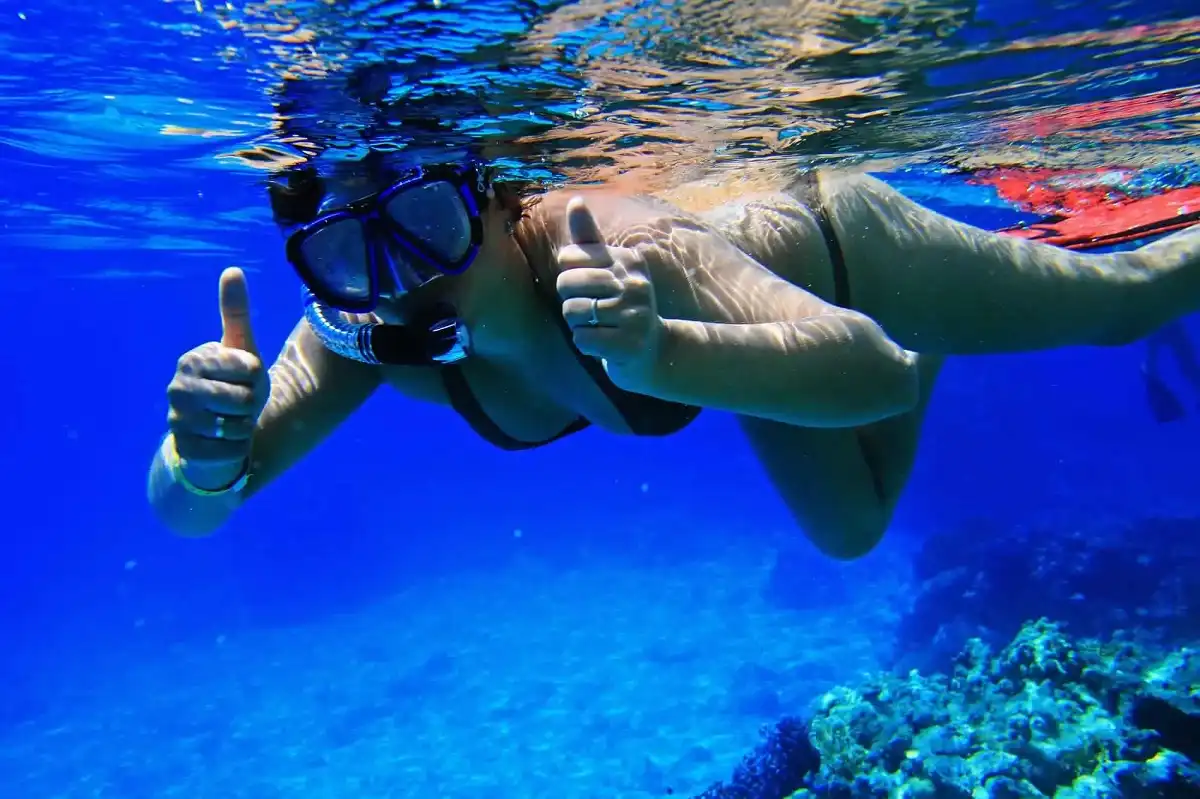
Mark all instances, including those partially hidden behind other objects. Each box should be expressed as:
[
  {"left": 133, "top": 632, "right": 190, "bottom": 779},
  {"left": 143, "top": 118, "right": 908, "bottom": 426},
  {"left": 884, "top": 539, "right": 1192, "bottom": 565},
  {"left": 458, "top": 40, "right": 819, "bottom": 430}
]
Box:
[
  {"left": 366, "top": 224, "right": 404, "bottom": 301},
  {"left": 375, "top": 251, "right": 402, "bottom": 301},
  {"left": 370, "top": 251, "right": 408, "bottom": 323},
  {"left": 374, "top": 237, "right": 426, "bottom": 309}
]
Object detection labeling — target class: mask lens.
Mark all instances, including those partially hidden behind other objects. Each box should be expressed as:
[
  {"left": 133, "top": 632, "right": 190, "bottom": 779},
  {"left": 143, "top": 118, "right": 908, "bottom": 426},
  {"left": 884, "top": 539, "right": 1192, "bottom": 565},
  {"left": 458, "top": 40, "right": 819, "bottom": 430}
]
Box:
[
  {"left": 383, "top": 181, "right": 472, "bottom": 265},
  {"left": 298, "top": 218, "right": 372, "bottom": 305}
]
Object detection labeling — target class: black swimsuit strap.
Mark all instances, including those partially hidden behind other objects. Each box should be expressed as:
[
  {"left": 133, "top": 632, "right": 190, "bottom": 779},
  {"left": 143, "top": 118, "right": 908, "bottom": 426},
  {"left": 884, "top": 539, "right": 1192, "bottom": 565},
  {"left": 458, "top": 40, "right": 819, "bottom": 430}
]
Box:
[
  {"left": 791, "top": 171, "right": 852, "bottom": 309},
  {"left": 438, "top": 226, "right": 699, "bottom": 451},
  {"left": 441, "top": 363, "right": 591, "bottom": 451},
  {"left": 792, "top": 171, "right": 887, "bottom": 504},
  {"left": 518, "top": 233, "right": 701, "bottom": 437}
]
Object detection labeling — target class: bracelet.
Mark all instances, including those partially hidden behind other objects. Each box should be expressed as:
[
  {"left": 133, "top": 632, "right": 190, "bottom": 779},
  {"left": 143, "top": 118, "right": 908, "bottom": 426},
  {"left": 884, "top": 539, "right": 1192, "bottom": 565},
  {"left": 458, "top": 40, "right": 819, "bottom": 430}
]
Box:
[{"left": 162, "top": 434, "right": 251, "bottom": 497}]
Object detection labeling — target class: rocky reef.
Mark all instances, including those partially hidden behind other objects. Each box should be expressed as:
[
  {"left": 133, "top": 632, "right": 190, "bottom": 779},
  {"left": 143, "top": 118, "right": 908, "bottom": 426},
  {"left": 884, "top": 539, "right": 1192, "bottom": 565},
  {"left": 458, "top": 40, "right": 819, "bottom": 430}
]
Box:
[
  {"left": 696, "top": 620, "right": 1200, "bottom": 799},
  {"left": 890, "top": 515, "right": 1200, "bottom": 675},
  {"left": 710, "top": 516, "right": 1200, "bottom": 798},
  {"left": 692, "top": 716, "right": 819, "bottom": 799}
]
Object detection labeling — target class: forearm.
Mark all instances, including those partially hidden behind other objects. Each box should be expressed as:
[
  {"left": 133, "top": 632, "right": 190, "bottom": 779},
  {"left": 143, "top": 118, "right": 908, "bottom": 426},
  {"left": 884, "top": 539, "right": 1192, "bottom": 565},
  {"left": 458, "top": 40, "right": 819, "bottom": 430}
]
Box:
[
  {"left": 649, "top": 314, "right": 920, "bottom": 427},
  {"left": 146, "top": 435, "right": 246, "bottom": 537}
]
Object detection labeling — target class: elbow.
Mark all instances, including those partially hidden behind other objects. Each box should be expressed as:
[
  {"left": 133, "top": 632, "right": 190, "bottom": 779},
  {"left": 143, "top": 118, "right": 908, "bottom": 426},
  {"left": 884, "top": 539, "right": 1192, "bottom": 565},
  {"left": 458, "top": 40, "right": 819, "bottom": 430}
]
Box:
[
  {"left": 840, "top": 320, "right": 921, "bottom": 424},
  {"left": 147, "top": 472, "right": 236, "bottom": 538},
  {"left": 146, "top": 440, "right": 243, "bottom": 538},
  {"left": 149, "top": 495, "right": 227, "bottom": 538},
  {"left": 879, "top": 345, "right": 921, "bottom": 418}
]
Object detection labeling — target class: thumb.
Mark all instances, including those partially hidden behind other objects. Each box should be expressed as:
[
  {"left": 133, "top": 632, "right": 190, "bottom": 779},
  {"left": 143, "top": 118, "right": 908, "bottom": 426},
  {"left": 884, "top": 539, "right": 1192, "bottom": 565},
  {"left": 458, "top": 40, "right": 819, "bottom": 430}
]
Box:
[
  {"left": 219, "top": 266, "right": 259, "bottom": 356},
  {"left": 566, "top": 195, "right": 605, "bottom": 246}
]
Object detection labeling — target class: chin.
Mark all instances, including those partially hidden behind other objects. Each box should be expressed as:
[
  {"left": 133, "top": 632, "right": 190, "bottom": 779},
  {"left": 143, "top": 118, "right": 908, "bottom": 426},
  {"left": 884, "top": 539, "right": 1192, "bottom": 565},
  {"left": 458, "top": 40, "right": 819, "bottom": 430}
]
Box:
[{"left": 372, "top": 304, "right": 405, "bottom": 325}]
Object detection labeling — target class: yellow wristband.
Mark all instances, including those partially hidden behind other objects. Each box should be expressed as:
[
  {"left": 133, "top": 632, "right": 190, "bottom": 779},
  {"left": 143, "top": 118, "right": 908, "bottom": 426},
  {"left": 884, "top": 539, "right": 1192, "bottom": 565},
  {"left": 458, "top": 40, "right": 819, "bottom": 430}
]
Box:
[{"left": 163, "top": 434, "right": 250, "bottom": 497}]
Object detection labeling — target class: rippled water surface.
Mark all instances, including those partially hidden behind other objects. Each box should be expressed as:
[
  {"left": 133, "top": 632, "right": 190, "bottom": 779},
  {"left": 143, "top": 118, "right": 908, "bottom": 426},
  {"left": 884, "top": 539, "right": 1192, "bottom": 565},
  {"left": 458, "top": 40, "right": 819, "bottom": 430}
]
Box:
[{"left": 0, "top": 0, "right": 1196, "bottom": 264}]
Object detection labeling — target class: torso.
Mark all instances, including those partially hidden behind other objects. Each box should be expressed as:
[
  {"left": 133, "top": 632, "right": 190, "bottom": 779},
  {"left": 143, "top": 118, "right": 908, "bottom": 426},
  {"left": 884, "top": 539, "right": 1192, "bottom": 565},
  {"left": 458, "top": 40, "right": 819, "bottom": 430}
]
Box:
[{"left": 378, "top": 175, "right": 835, "bottom": 446}]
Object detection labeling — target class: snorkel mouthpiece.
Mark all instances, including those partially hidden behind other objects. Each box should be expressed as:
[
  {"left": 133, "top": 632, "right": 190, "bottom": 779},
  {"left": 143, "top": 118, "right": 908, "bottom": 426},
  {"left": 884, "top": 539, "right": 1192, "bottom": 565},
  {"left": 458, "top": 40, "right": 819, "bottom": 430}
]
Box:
[{"left": 303, "top": 288, "right": 470, "bottom": 366}]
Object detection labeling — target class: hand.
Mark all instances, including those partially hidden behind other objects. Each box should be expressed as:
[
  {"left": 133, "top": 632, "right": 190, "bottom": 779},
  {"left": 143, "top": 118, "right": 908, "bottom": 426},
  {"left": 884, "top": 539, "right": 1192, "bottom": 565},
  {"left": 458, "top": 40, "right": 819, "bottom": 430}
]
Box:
[
  {"left": 556, "top": 196, "right": 664, "bottom": 393},
  {"left": 166, "top": 267, "right": 269, "bottom": 487}
]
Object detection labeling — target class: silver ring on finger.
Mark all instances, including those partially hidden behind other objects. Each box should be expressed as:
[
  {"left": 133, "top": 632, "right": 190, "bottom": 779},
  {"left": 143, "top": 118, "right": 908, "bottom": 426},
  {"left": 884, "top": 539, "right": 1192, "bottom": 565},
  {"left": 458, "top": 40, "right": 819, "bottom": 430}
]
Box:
[
  {"left": 588, "top": 297, "right": 600, "bottom": 327},
  {"left": 214, "top": 414, "right": 228, "bottom": 440}
]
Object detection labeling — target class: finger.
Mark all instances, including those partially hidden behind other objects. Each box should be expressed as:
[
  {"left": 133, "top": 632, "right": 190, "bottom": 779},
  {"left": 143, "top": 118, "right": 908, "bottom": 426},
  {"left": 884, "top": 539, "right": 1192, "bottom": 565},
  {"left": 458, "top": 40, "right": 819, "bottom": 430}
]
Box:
[
  {"left": 606, "top": 247, "right": 649, "bottom": 283},
  {"left": 566, "top": 195, "right": 605, "bottom": 246},
  {"left": 558, "top": 242, "right": 614, "bottom": 270},
  {"left": 562, "top": 296, "right": 624, "bottom": 329},
  {"left": 556, "top": 267, "right": 622, "bottom": 301},
  {"left": 617, "top": 272, "right": 655, "bottom": 312},
  {"left": 168, "top": 408, "right": 256, "bottom": 444},
  {"left": 178, "top": 343, "right": 263, "bottom": 387},
  {"left": 168, "top": 374, "right": 261, "bottom": 416},
  {"left": 219, "top": 266, "right": 259, "bottom": 356}
]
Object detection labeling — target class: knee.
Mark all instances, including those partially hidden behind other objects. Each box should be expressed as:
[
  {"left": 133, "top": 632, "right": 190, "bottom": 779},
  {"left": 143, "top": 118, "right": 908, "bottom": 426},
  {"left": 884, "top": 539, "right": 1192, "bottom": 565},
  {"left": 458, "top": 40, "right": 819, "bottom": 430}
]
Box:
[
  {"left": 804, "top": 516, "right": 887, "bottom": 561},
  {"left": 1095, "top": 255, "right": 1172, "bottom": 347},
  {"left": 1095, "top": 311, "right": 1158, "bottom": 348}
]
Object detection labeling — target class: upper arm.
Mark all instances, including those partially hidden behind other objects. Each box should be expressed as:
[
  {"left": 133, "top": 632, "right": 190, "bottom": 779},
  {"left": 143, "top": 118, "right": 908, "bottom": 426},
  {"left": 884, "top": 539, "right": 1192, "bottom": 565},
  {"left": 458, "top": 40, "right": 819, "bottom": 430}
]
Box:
[
  {"left": 243, "top": 318, "right": 383, "bottom": 497},
  {"left": 630, "top": 199, "right": 918, "bottom": 394}
]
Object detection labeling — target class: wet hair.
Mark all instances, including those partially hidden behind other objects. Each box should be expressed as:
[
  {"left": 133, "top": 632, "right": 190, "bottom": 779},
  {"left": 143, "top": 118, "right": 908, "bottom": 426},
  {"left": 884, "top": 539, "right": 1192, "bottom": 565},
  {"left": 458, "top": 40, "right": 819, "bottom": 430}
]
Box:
[
  {"left": 267, "top": 165, "right": 324, "bottom": 226},
  {"left": 264, "top": 64, "right": 543, "bottom": 227},
  {"left": 490, "top": 175, "right": 542, "bottom": 225}
]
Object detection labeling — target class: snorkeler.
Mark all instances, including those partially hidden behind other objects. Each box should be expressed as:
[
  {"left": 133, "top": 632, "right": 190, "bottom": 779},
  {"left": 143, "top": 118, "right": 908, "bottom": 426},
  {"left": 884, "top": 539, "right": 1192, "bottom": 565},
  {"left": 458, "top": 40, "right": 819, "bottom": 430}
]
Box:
[{"left": 146, "top": 150, "right": 1200, "bottom": 559}]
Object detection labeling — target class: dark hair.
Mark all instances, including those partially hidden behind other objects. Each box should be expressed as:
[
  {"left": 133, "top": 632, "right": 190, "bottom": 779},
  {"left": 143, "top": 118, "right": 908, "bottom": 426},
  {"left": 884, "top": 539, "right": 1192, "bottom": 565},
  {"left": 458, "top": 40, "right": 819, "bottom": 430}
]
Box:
[
  {"left": 489, "top": 173, "right": 542, "bottom": 224},
  {"left": 267, "top": 165, "right": 324, "bottom": 226},
  {"left": 261, "top": 62, "right": 545, "bottom": 226}
]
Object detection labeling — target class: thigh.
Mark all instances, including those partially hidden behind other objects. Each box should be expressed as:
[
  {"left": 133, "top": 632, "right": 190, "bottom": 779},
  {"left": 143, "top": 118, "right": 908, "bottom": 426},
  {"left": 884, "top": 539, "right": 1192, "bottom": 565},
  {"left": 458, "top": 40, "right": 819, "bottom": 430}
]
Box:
[
  {"left": 824, "top": 172, "right": 1185, "bottom": 354},
  {"left": 740, "top": 355, "right": 943, "bottom": 559}
]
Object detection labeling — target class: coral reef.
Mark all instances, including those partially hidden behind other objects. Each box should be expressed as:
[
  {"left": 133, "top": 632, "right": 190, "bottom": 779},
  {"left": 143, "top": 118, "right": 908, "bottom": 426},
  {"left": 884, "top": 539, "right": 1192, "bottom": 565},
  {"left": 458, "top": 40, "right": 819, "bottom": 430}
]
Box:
[
  {"left": 692, "top": 717, "right": 820, "bottom": 799},
  {"left": 694, "top": 620, "right": 1200, "bottom": 799},
  {"left": 891, "top": 516, "right": 1200, "bottom": 674}
]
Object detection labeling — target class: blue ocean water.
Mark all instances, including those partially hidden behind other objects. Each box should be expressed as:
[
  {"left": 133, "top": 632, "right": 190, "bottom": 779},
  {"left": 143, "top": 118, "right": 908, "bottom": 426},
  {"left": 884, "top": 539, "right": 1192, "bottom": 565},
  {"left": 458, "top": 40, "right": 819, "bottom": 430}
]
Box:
[{"left": 1, "top": 0, "right": 1198, "bottom": 797}]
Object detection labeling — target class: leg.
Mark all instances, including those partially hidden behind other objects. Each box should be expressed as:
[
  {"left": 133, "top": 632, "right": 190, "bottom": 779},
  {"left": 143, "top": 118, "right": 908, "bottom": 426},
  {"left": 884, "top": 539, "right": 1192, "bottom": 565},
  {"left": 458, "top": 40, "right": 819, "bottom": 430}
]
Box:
[
  {"left": 1157, "top": 318, "right": 1200, "bottom": 394},
  {"left": 740, "top": 355, "right": 942, "bottom": 559},
  {"left": 822, "top": 172, "right": 1200, "bottom": 354},
  {"left": 1142, "top": 320, "right": 1200, "bottom": 423}
]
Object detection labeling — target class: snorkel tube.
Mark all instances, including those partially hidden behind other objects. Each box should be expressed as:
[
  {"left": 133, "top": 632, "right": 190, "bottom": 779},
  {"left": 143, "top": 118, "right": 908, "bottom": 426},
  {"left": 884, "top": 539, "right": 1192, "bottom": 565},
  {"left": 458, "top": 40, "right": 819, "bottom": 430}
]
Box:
[{"left": 302, "top": 288, "right": 470, "bottom": 366}]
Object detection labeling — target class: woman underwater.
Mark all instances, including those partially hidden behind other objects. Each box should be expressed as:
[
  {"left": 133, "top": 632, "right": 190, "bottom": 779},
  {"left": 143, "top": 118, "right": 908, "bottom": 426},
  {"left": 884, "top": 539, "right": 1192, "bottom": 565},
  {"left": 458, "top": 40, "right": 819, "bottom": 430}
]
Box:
[{"left": 146, "top": 130, "right": 1200, "bottom": 558}]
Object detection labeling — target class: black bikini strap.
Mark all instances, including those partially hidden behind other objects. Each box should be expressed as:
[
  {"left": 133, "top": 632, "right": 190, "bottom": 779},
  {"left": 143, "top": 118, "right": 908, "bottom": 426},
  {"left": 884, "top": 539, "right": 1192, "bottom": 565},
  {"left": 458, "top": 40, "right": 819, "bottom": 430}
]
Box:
[
  {"left": 441, "top": 364, "right": 590, "bottom": 451},
  {"left": 516, "top": 233, "right": 701, "bottom": 435},
  {"left": 792, "top": 171, "right": 852, "bottom": 309}
]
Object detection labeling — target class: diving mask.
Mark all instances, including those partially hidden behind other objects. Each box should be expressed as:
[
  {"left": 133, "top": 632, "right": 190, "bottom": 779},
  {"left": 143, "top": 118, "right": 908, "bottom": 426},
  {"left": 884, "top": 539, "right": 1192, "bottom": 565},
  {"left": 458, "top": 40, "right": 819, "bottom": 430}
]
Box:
[
  {"left": 269, "top": 162, "right": 484, "bottom": 366},
  {"left": 276, "top": 164, "right": 484, "bottom": 313}
]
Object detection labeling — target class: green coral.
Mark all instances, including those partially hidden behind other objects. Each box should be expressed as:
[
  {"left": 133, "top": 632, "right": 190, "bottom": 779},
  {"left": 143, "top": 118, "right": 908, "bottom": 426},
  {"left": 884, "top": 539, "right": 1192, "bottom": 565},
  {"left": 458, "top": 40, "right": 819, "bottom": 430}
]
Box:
[{"left": 791, "top": 620, "right": 1199, "bottom": 798}]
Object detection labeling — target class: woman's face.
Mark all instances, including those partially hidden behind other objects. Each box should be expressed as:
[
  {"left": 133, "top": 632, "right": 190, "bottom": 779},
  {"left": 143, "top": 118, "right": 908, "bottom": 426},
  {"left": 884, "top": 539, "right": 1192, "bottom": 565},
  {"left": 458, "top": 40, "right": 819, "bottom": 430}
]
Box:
[{"left": 309, "top": 163, "right": 499, "bottom": 321}]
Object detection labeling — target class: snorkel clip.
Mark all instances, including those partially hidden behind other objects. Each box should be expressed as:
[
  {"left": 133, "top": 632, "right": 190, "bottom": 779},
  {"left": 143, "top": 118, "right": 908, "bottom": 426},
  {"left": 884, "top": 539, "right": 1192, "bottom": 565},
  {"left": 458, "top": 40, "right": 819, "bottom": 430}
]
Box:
[{"left": 303, "top": 288, "right": 470, "bottom": 366}]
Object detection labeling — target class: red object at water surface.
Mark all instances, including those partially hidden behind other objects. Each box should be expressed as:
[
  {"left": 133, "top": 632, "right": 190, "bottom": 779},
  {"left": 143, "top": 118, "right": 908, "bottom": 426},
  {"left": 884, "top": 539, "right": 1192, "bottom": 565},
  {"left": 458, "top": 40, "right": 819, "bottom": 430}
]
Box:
[{"left": 973, "top": 168, "right": 1200, "bottom": 250}]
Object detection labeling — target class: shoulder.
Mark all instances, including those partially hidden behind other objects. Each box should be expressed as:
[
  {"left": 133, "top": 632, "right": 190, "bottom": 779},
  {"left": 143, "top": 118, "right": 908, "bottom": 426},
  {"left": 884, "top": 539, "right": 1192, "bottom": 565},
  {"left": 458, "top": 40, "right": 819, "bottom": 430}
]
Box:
[
  {"left": 527, "top": 188, "right": 687, "bottom": 241},
  {"left": 522, "top": 174, "right": 816, "bottom": 238},
  {"left": 514, "top": 188, "right": 693, "bottom": 273}
]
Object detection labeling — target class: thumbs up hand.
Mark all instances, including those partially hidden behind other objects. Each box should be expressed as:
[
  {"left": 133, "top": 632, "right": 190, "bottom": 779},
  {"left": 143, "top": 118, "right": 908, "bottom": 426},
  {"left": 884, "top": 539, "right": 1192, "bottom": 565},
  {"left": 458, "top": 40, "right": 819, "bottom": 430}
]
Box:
[
  {"left": 555, "top": 197, "right": 665, "bottom": 394},
  {"left": 166, "top": 267, "right": 269, "bottom": 484}
]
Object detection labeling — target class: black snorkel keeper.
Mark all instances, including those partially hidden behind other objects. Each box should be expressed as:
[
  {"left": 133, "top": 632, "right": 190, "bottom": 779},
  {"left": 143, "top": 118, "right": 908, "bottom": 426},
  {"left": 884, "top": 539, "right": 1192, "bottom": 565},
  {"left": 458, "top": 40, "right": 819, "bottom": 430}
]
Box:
[{"left": 302, "top": 287, "right": 471, "bottom": 366}]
